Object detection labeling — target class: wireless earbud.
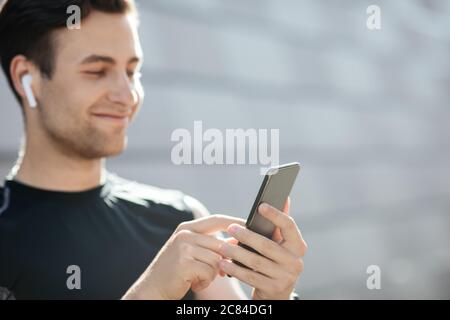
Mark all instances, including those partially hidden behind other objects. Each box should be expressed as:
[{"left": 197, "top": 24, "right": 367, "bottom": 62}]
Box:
[{"left": 21, "top": 74, "right": 37, "bottom": 108}]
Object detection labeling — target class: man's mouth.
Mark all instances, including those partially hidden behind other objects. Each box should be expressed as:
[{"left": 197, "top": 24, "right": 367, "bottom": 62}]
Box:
[{"left": 91, "top": 112, "right": 130, "bottom": 126}]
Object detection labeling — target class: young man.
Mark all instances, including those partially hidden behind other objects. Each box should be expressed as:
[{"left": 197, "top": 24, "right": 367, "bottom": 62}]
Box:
[{"left": 0, "top": 0, "right": 307, "bottom": 300}]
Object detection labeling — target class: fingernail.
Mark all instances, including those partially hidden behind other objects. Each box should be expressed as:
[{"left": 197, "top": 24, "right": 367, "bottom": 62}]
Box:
[{"left": 228, "top": 225, "right": 240, "bottom": 235}]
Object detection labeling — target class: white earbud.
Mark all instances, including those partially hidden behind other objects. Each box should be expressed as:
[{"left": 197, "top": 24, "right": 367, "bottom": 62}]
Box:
[{"left": 21, "top": 74, "right": 37, "bottom": 108}]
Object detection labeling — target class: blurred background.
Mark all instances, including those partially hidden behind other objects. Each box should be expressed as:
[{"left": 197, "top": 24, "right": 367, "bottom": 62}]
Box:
[{"left": 1, "top": 0, "right": 449, "bottom": 299}]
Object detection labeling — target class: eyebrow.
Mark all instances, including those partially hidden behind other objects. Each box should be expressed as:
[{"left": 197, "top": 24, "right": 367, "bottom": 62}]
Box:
[{"left": 80, "top": 54, "right": 141, "bottom": 65}]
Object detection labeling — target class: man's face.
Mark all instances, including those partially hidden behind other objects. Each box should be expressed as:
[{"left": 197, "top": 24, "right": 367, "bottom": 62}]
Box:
[{"left": 36, "top": 11, "right": 144, "bottom": 158}]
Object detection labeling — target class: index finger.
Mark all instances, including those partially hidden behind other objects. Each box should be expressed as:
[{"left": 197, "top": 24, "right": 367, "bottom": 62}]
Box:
[
  {"left": 272, "top": 197, "right": 290, "bottom": 243},
  {"left": 177, "top": 214, "right": 246, "bottom": 234},
  {"left": 259, "top": 203, "right": 307, "bottom": 256}
]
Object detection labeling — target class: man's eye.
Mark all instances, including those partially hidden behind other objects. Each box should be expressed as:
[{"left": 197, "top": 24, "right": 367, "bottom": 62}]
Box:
[
  {"left": 127, "top": 71, "right": 142, "bottom": 79},
  {"left": 85, "top": 70, "right": 106, "bottom": 77}
]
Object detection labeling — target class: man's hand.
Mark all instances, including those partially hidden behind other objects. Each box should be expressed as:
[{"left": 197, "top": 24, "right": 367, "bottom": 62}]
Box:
[
  {"left": 217, "top": 198, "right": 307, "bottom": 300},
  {"left": 122, "top": 215, "right": 245, "bottom": 300}
]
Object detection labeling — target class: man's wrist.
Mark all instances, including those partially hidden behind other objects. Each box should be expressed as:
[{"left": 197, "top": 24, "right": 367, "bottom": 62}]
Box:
[
  {"left": 122, "top": 278, "right": 164, "bottom": 300},
  {"left": 251, "top": 289, "right": 299, "bottom": 300}
]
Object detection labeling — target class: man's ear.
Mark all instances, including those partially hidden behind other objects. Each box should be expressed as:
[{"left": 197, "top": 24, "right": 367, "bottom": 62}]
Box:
[{"left": 10, "top": 55, "right": 41, "bottom": 109}]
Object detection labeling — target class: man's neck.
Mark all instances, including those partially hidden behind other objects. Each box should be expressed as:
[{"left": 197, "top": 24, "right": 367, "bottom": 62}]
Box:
[{"left": 11, "top": 134, "right": 105, "bottom": 192}]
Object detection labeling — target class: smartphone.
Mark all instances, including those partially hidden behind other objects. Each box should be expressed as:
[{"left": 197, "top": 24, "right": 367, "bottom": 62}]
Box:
[{"left": 233, "top": 162, "right": 301, "bottom": 268}]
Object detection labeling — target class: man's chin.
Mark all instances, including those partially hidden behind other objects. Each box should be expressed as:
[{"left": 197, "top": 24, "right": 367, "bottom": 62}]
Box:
[
  {"left": 81, "top": 136, "right": 128, "bottom": 159},
  {"left": 101, "top": 139, "right": 128, "bottom": 158},
  {"left": 105, "top": 146, "right": 126, "bottom": 157}
]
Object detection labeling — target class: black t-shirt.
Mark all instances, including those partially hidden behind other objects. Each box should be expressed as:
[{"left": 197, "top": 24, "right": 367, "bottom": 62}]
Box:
[{"left": 0, "top": 173, "right": 196, "bottom": 299}]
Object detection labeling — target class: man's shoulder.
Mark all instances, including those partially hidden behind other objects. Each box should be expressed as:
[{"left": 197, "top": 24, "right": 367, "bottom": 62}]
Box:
[{"left": 107, "top": 173, "right": 205, "bottom": 217}]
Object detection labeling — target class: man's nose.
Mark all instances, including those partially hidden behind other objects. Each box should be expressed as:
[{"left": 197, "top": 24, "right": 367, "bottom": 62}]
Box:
[{"left": 107, "top": 72, "right": 139, "bottom": 108}]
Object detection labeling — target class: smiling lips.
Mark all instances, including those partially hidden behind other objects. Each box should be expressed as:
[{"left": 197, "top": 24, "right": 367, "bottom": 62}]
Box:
[{"left": 91, "top": 112, "right": 130, "bottom": 126}]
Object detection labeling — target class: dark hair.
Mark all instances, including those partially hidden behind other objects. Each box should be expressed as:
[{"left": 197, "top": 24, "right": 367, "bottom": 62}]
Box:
[{"left": 0, "top": 0, "right": 136, "bottom": 105}]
